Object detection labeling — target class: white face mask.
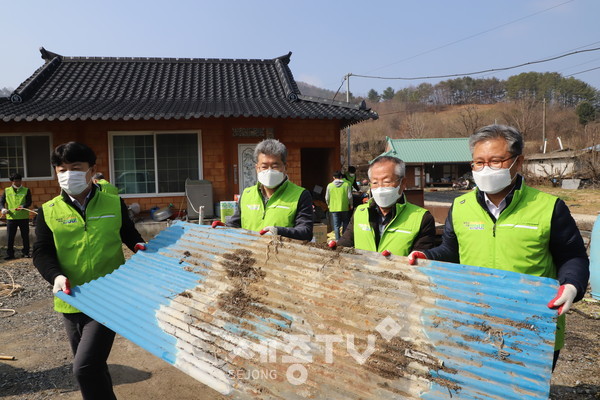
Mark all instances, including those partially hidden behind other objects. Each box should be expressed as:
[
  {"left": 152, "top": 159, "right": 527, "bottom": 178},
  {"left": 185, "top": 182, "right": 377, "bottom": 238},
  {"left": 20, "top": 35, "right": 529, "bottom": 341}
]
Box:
[
  {"left": 257, "top": 169, "right": 285, "bottom": 189},
  {"left": 58, "top": 170, "right": 91, "bottom": 196},
  {"left": 472, "top": 161, "right": 516, "bottom": 195},
  {"left": 371, "top": 186, "right": 402, "bottom": 208},
  {"left": 12, "top": 184, "right": 21, "bottom": 190}
]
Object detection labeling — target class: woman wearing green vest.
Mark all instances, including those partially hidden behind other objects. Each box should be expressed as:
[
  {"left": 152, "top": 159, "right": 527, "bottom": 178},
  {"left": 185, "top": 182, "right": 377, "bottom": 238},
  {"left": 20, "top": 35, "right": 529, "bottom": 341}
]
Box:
[
  {"left": 1, "top": 172, "right": 32, "bottom": 259},
  {"left": 213, "top": 139, "right": 313, "bottom": 240},
  {"left": 325, "top": 171, "right": 352, "bottom": 240},
  {"left": 408, "top": 124, "right": 590, "bottom": 371},
  {"left": 32, "top": 142, "right": 146, "bottom": 400},
  {"left": 333, "top": 156, "right": 436, "bottom": 256}
]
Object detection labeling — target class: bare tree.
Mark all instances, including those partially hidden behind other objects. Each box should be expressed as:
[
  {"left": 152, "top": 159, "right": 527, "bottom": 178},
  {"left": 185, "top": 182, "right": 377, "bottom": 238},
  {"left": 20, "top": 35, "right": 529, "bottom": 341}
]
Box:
[
  {"left": 500, "top": 96, "right": 542, "bottom": 140},
  {"left": 455, "top": 105, "right": 482, "bottom": 136},
  {"left": 404, "top": 113, "right": 426, "bottom": 138}
]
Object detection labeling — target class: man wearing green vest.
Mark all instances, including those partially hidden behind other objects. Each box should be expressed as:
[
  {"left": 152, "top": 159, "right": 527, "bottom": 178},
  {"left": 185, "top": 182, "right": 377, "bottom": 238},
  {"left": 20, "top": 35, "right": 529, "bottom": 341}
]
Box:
[
  {"left": 33, "top": 142, "right": 146, "bottom": 400},
  {"left": 408, "top": 124, "right": 590, "bottom": 371},
  {"left": 212, "top": 138, "right": 313, "bottom": 241},
  {"left": 344, "top": 165, "right": 360, "bottom": 192},
  {"left": 333, "top": 156, "right": 435, "bottom": 256},
  {"left": 93, "top": 172, "right": 119, "bottom": 195},
  {"left": 1, "top": 173, "right": 32, "bottom": 259},
  {"left": 325, "top": 171, "right": 352, "bottom": 240}
]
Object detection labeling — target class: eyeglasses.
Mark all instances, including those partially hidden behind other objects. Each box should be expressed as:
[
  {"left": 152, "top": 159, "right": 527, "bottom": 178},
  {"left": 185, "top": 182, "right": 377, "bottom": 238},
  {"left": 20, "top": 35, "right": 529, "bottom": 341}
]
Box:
[
  {"left": 370, "top": 178, "right": 401, "bottom": 188},
  {"left": 470, "top": 155, "right": 516, "bottom": 172}
]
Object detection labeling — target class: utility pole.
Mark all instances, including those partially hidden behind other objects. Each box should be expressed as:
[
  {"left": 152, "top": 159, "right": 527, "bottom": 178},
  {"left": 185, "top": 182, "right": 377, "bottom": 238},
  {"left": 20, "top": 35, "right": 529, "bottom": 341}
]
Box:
[
  {"left": 542, "top": 98, "right": 546, "bottom": 153},
  {"left": 345, "top": 73, "right": 352, "bottom": 168}
]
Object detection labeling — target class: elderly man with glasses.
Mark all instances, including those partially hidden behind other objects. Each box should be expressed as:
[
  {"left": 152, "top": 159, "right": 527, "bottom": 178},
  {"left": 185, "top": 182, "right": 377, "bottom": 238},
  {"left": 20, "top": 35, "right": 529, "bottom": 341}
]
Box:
[
  {"left": 331, "top": 155, "right": 436, "bottom": 256},
  {"left": 408, "top": 124, "right": 590, "bottom": 371}
]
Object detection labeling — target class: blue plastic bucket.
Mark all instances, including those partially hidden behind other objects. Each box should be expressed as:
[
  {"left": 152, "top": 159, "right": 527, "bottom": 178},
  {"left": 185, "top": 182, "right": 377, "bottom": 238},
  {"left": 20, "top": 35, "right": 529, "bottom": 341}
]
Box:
[{"left": 590, "top": 215, "right": 600, "bottom": 300}]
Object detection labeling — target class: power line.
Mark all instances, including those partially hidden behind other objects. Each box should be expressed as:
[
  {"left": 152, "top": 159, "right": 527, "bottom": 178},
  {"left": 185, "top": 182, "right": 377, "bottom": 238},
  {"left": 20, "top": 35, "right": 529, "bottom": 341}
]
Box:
[
  {"left": 349, "top": 47, "right": 600, "bottom": 81},
  {"left": 364, "top": 0, "right": 576, "bottom": 74},
  {"left": 478, "top": 41, "right": 600, "bottom": 80},
  {"left": 331, "top": 77, "right": 347, "bottom": 103},
  {"left": 566, "top": 65, "right": 600, "bottom": 77}
]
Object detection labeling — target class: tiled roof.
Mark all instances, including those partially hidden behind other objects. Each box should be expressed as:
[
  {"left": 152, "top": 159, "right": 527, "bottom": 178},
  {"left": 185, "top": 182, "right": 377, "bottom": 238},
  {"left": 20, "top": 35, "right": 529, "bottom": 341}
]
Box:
[
  {"left": 0, "top": 48, "right": 377, "bottom": 126},
  {"left": 379, "top": 137, "right": 471, "bottom": 163}
]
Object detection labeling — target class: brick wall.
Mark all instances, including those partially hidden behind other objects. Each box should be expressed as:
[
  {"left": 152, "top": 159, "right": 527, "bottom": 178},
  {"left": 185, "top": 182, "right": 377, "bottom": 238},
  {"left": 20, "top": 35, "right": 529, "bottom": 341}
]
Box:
[{"left": 0, "top": 117, "right": 343, "bottom": 214}]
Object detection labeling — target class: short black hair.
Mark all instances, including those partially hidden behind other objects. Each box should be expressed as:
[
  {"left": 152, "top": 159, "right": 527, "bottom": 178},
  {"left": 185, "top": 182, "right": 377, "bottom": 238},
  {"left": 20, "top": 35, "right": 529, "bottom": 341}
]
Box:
[
  {"left": 9, "top": 173, "right": 22, "bottom": 181},
  {"left": 333, "top": 170, "right": 344, "bottom": 179},
  {"left": 347, "top": 166, "right": 356, "bottom": 173},
  {"left": 51, "top": 142, "right": 97, "bottom": 168}
]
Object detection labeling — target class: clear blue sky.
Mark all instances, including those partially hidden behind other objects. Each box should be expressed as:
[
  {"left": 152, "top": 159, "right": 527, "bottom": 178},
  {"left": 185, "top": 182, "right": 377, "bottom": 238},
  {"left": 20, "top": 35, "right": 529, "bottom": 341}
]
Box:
[{"left": 1, "top": 0, "right": 599, "bottom": 98}]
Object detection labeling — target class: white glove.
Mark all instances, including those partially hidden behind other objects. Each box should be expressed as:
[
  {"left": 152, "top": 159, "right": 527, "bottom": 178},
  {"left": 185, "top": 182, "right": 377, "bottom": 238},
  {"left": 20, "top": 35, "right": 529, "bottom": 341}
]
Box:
[
  {"left": 1, "top": 208, "right": 8, "bottom": 215},
  {"left": 260, "top": 226, "right": 278, "bottom": 236},
  {"left": 547, "top": 283, "right": 577, "bottom": 316},
  {"left": 53, "top": 275, "right": 71, "bottom": 295}
]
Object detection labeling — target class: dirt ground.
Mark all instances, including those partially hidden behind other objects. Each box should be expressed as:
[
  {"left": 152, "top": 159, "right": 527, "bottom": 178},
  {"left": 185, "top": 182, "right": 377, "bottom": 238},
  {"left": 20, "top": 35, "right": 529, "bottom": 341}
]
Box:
[
  {"left": 1, "top": 184, "right": 599, "bottom": 399},
  {"left": 425, "top": 185, "right": 600, "bottom": 217}
]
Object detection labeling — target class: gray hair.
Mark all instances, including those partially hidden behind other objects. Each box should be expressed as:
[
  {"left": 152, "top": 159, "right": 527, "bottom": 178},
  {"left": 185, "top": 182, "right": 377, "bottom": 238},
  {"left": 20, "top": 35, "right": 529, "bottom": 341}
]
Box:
[
  {"left": 368, "top": 156, "right": 405, "bottom": 180},
  {"left": 469, "top": 124, "right": 524, "bottom": 156},
  {"left": 254, "top": 139, "right": 288, "bottom": 164}
]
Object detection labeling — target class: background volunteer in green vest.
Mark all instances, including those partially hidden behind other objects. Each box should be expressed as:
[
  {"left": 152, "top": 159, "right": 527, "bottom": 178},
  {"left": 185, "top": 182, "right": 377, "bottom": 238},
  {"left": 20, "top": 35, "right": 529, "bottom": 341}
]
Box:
[
  {"left": 1, "top": 172, "right": 32, "bottom": 259},
  {"left": 32, "top": 142, "right": 146, "bottom": 400},
  {"left": 212, "top": 138, "right": 313, "bottom": 240},
  {"left": 92, "top": 172, "right": 119, "bottom": 195},
  {"left": 344, "top": 165, "right": 360, "bottom": 192},
  {"left": 325, "top": 171, "right": 353, "bottom": 240},
  {"left": 332, "top": 156, "right": 436, "bottom": 256},
  {"left": 407, "top": 124, "right": 590, "bottom": 371}
]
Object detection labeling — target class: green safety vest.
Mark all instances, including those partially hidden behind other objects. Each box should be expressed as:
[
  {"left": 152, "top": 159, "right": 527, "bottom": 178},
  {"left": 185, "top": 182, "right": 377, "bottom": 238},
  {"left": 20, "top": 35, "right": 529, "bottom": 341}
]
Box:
[
  {"left": 240, "top": 180, "right": 305, "bottom": 232},
  {"left": 43, "top": 191, "right": 125, "bottom": 313},
  {"left": 97, "top": 179, "right": 120, "bottom": 195},
  {"left": 353, "top": 199, "right": 427, "bottom": 256},
  {"left": 327, "top": 181, "right": 350, "bottom": 212},
  {"left": 344, "top": 173, "right": 356, "bottom": 189},
  {"left": 451, "top": 184, "right": 566, "bottom": 349},
  {"left": 5, "top": 186, "right": 30, "bottom": 220}
]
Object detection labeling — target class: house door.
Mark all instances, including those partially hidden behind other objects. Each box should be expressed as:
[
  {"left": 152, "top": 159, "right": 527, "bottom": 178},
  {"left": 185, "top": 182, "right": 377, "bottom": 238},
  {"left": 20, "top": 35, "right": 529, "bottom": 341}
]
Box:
[
  {"left": 300, "top": 147, "right": 334, "bottom": 201},
  {"left": 238, "top": 144, "right": 257, "bottom": 193}
]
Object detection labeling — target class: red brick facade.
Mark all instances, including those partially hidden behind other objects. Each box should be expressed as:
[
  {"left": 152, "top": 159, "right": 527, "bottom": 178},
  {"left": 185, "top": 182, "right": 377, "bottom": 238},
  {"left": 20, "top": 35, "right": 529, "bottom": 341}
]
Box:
[{"left": 0, "top": 117, "right": 342, "bottom": 215}]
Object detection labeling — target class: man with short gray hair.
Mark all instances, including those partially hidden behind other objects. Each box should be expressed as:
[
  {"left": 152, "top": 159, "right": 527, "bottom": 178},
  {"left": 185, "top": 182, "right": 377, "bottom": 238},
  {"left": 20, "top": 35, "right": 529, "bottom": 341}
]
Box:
[
  {"left": 334, "top": 155, "right": 435, "bottom": 255},
  {"left": 408, "top": 124, "right": 590, "bottom": 370},
  {"left": 213, "top": 138, "right": 313, "bottom": 241}
]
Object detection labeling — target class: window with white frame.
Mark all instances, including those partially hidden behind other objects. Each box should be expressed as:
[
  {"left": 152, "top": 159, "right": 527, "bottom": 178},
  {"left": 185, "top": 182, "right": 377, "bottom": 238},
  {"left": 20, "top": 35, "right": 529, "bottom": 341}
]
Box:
[
  {"left": 111, "top": 132, "right": 201, "bottom": 195},
  {"left": 0, "top": 134, "right": 52, "bottom": 179}
]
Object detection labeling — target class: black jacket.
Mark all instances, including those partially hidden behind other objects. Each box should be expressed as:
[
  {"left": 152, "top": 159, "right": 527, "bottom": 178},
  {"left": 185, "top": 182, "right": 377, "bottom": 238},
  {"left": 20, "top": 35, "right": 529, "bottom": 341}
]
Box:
[
  {"left": 227, "top": 181, "right": 314, "bottom": 241},
  {"left": 0, "top": 186, "right": 32, "bottom": 210},
  {"left": 337, "top": 197, "right": 436, "bottom": 253},
  {"left": 32, "top": 185, "right": 144, "bottom": 285},
  {"left": 425, "top": 176, "right": 590, "bottom": 301}
]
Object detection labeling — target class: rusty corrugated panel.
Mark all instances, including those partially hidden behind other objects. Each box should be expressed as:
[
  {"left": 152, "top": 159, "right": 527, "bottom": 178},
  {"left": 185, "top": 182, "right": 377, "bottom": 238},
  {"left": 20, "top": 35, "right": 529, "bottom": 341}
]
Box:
[{"left": 57, "top": 221, "right": 557, "bottom": 399}]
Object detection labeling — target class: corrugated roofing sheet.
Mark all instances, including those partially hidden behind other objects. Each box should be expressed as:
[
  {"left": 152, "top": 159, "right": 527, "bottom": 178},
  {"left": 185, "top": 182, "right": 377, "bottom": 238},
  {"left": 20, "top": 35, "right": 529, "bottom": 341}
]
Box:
[
  {"left": 382, "top": 138, "right": 472, "bottom": 163},
  {"left": 57, "top": 221, "right": 557, "bottom": 399}
]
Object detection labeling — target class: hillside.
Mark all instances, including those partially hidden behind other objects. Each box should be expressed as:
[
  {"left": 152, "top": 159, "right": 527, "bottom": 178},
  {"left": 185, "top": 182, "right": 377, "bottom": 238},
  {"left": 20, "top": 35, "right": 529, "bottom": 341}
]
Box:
[{"left": 344, "top": 101, "right": 598, "bottom": 167}]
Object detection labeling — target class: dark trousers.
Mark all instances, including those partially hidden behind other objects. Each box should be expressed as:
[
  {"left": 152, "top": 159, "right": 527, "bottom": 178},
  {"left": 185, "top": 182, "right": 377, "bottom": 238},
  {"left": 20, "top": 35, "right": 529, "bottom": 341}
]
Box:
[
  {"left": 63, "top": 313, "right": 117, "bottom": 400},
  {"left": 6, "top": 218, "right": 29, "bottom": 257},
  {"left": 553, "top": 349, "right": 560, "bottom": 372}
]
